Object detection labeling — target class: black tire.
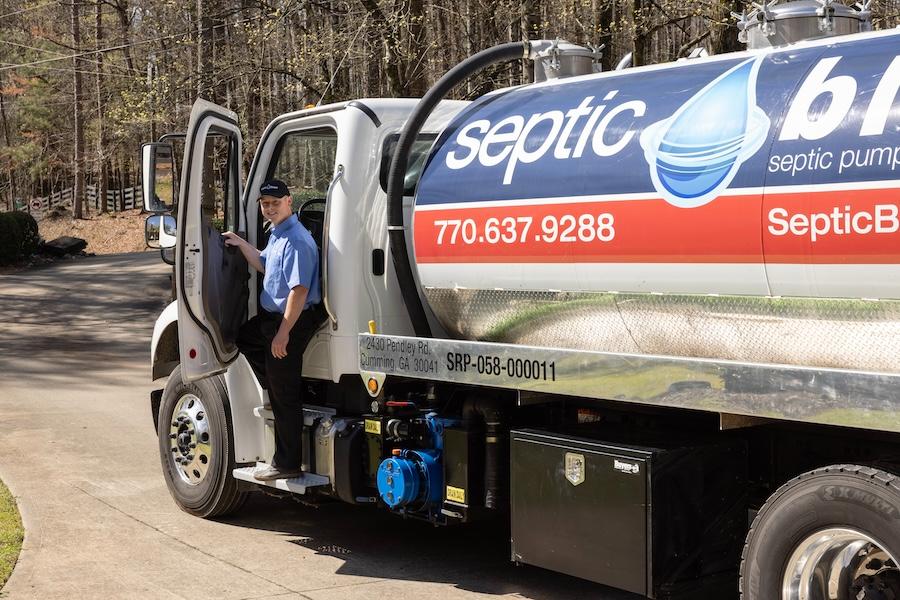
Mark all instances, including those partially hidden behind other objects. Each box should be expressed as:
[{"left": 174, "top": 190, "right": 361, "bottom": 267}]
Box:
[
  {"left": 741, "top": 464, "right": 900, "bottom": 599},
  {"left": 157, "top": 365, "right": 248, "bottom": 518}
]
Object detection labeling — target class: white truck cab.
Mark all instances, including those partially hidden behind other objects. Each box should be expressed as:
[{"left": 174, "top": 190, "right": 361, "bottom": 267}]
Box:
[{"left": 145, "top": 97, "right": 467, "bottom": 512}]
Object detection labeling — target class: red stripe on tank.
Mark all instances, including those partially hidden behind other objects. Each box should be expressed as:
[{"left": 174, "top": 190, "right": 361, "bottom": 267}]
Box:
[
  {"left": 763, "top": 188, "right": 900, "bottom": 264},
  {"left": 412, "top": 188, "right": 900, "bottom": 264}
]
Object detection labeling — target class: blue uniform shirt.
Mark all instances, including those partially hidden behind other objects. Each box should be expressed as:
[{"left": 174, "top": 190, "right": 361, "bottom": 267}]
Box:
[{"left": 259, "top": 214, "right": 321, "bottom": 313}]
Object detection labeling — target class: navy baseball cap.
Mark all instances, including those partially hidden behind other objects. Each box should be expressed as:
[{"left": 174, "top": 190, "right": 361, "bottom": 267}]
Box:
[{"left": 258, "top": 179, "right": 290, "bottom": 199}]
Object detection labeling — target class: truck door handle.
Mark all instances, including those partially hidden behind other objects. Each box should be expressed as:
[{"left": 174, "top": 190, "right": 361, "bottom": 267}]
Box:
[{"left": 322, "top": 164, "right": 343, "bottom": 331}]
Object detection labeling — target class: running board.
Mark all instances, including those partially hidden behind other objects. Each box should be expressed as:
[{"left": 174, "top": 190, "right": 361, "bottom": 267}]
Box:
[{"left": 233, "top": 463, "right": 330, "bottom": 494}]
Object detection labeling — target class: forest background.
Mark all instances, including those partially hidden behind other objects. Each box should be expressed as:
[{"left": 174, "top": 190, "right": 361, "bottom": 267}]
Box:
[{"left": 0, "top": 0, "right": 897, "bottom": 218}]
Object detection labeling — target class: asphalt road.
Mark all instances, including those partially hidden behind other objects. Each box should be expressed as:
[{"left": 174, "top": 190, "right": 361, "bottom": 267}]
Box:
[{"left": 0, "top": 252, "right": 640, "bottom": 600}]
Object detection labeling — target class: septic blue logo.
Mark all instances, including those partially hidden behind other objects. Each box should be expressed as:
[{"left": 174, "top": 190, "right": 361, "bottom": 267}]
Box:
[{"left": 640, "top": 57, "right": 770, "bottom": 208}]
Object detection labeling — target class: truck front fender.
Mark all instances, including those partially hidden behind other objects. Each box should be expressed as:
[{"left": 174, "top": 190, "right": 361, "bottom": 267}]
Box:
[{"left": 152, "top": 301, "right": 179, "bottom": 381}]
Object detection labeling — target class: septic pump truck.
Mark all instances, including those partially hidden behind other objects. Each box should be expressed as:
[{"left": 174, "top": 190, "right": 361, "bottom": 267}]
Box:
[{"left": 144, "top": 12, "right": 900, "bottom": 600}]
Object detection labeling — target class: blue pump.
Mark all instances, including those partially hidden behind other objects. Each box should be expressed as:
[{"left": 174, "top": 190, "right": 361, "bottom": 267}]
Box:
[
  {"left": 376, "top": 413, "right": 456, "bottom": 510},
  {"left": 377, "top": 449, "right": 441, "bottom": 508}
]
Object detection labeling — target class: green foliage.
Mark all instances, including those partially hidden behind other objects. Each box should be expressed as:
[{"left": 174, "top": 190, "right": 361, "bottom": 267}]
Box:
[
  {"left": 0, "top": 479, "right": 23, "bottom": 588},
  {"left": 4, "top": 76, "right": 65, "bottom": 180},
  {"left": 8, "top": 211, "right": 40, "bottom": 257},
  {"left": 3, "top": 0, "right": 900, "bottom": 205},
  {"left": 0, "top": 212, "right": 23, "bottom": 265}
]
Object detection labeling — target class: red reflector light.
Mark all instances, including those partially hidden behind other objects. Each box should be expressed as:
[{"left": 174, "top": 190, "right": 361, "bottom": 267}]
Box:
[{"left": 189, "top": 348, "right": 197, "bottom": 359}]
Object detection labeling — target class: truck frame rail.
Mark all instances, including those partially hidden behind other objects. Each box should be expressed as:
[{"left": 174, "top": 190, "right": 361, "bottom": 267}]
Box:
[{"left": 359, "top": 333, "right": 900, "bottom": 433}]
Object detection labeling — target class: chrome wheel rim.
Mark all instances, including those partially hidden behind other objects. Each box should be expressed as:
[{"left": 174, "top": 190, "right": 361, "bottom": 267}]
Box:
[
  {"left": 167, "top": 394, "right": 213, "bottom": 486},
  {"left": 782, "top": 527, "right": 900, "bottom": 600}
]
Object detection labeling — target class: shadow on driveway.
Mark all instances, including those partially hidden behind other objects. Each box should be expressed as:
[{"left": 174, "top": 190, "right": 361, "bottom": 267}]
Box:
[
  {"left": 0, "top": 252, "right": 172, "bottom": 390},
  {"left": 0, "top": 251, "right": 673, "bottom": 599},
  {"left": 220, "top": 493, "right": 645, "bottom": 600}
]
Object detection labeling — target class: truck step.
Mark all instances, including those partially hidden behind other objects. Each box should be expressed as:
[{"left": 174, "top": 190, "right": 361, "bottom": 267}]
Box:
[
  {"left": 233, "top": 463, "right": 330, "bottom": 493},
  {"left": 252, "top": 406, "right": 273, "bottom": 419}
]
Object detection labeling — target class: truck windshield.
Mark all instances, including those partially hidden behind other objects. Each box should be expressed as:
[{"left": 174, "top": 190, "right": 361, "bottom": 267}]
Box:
[
  {"left": 379, "top": 134, "right": 437, "bottom": 196},
  {"left": 266, "top": 127, "right": 338, "bottom": 212}
]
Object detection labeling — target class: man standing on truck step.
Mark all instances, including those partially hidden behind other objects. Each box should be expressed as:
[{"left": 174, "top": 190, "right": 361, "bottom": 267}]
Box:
[{"left": 222, "top": 179, "right": 322, "bottom": 481}]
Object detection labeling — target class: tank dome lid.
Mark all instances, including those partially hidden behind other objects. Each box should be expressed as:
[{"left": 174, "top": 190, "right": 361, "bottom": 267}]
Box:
[
  {"left": 735, "top": 0, "right": 872, "bottom": 49},
  {"left": 528, "top": 39, "right": 603, "bottom": 82},
  {"left": 763, "top": 0, "right": 864, "bottom": 20}
]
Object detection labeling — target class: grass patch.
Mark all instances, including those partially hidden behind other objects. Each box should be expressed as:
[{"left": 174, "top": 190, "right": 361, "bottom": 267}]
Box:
[{"left": 0, "top": 479, "right": 23, "bottom": 589}]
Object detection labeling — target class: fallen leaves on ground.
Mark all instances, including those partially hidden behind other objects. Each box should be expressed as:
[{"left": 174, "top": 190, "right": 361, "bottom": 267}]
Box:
[{"left": 37, "top": 209, "right": 152, "bottom": 255}]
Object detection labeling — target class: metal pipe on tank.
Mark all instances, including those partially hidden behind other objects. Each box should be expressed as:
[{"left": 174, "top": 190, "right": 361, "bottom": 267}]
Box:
[
  {"left": 386, "top": 42, "right": 531, "bottom": 338},
  {"left": 386, "top": 40, "right": 597, "bottom": 337}
]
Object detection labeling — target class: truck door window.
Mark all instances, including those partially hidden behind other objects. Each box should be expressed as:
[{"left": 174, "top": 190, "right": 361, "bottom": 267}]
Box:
[
  {"left": 199, "top": 132, "right": 239, "bottom": 233},
  {"left": 379, "top": 134, "right": 437, "bottom": 195},
  {"left": 267, "top": 128, "right": 338, "bottom": 212}
]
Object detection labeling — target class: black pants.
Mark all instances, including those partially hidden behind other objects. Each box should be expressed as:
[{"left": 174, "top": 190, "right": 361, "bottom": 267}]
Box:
[{"left": 237, "top": 306, "right": 323, "bottom": 470}]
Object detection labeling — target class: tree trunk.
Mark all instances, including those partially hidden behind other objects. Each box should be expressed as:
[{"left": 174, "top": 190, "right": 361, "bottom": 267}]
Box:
[
  {"left": 522, "top": 0, "right": 541, "bottom": 81},
  {"left": 406, "top": 0, "right": 428, "bottom": 96},
  {"left": 365, "top": 8, "right": 384, "bottom": 95},
  {"left": 197, "top": 0, "right": 206, "bottom": 97},
  {"left": 709, "top": 0, "right": 743, "bottom": 55},
  {"left": 114, "top": 0, "right": 135, "bottom": 73},
  {"left": 594, "top": 0, "right": 615, "bottom": 71},
  {"left": 360, "top": 0, "right": 405, "bottom": 96},
  {"left": 96, "top": 0, "right": 108, "bottom": 214},
  {"left": 196, "top": 0, "right": 220, "bottom": 101},
  {"left": 0, "top": 82, "right": 14, "bottom": 211},
  {"left": 72, "top": 0, "right": 85, "bottom": 220},
  {"left": 631, "top": 0, "right": 648, "bottom": 67},
  {"left": 328, "top": 1, "right": 350, "bottom": 101}
]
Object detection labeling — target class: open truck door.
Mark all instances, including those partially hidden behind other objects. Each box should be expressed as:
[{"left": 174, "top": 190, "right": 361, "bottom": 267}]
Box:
[{"left": 176, "top": 99, "right": 249, "bottom": 383}]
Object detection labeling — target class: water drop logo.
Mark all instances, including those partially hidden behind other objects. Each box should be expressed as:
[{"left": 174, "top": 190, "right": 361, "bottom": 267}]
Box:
[{"left": 640, "top": 57, "right": 770, "bottom": 208}]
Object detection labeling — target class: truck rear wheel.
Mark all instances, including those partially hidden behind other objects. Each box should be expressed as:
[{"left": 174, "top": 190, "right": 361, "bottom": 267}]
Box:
[
  {"left": 157, "top": 365, "right": 248, "bottom": 518},
  {"left": 741, "top": 465, "right": 900, "bottom": 599}
]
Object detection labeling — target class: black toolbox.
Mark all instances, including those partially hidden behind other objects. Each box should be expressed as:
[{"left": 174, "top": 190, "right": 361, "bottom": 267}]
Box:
[{"left": 510, "top": 428, "right": 747, "bottom": 598}]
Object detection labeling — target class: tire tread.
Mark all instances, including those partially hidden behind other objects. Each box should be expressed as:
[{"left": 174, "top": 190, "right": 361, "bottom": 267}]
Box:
[
  {"left": 205, "top": 373, "right": 248, "bottom": 519},
  {"left": 740, "top": 463, "right": 900, "bottom": 597}
]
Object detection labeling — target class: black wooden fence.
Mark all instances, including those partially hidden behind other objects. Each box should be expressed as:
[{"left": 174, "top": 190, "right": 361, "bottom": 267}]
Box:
[{"left": 29, "top": 185, "right": 143, "bottom": 217}]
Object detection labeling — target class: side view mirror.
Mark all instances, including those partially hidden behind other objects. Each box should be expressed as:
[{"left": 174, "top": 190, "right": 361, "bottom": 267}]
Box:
[
  {"left": 142, "top": 142, "right": 176, "bottom": 212},
  {"left": 145, "top": 214, "right": 177, "bottom": 249}
]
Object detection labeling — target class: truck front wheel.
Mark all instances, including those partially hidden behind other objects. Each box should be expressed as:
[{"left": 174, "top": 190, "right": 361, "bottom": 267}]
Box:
[
  {"left": 157, "top": 365, "right": 248, "bottom": 518},
  {"left": 741, "top": 465, "right": 900, "bottom": 599}
]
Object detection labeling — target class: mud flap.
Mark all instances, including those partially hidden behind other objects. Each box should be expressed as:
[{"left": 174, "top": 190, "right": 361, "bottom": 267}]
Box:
[{"left": 151, "top": 389, "right": 163, "bottom": 431}]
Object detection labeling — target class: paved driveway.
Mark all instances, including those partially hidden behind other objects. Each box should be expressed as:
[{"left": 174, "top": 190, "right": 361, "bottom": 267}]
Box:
[{"left": 0, "top": 252, "right": 638, "bottom": 599}]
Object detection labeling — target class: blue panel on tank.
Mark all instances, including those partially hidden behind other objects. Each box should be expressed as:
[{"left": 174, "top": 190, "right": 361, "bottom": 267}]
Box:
[{"left": 416, "top": 32, "right": 900, "bottom": 210}]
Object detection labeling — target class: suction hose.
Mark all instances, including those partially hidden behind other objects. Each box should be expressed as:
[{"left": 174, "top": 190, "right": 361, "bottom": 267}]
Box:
[{"left": 386, "top": 41, "right": 533, "bottom": 337}]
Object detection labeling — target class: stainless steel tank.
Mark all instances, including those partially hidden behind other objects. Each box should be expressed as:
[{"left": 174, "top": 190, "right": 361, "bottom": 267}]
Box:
[{"left": 412, "top": 28, "right": 900, "bottom": 373}]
